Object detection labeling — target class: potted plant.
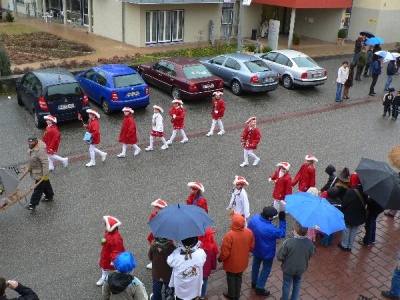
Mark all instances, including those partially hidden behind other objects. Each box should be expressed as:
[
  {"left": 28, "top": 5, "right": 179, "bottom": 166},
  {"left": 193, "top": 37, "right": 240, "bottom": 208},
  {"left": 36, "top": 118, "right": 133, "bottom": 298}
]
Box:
[
  {"left": 292, "top": 34, "right": 300, "bottom": 50},
  {"left": 337, "top": 29, "right": 347, "bottom": 46}
]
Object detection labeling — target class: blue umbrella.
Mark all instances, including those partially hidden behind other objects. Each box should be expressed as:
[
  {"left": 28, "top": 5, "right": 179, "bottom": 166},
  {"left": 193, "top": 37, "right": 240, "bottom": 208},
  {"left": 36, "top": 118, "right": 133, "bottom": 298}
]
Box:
[
  {"left": 285, "top": 192, "right": 345, "bottom": 235},
  {"left": 365, "top": 37, "right": 384, "bottom": 45},
  {"left": 148, "top": 203, "right": 214, "bottom": 241}
]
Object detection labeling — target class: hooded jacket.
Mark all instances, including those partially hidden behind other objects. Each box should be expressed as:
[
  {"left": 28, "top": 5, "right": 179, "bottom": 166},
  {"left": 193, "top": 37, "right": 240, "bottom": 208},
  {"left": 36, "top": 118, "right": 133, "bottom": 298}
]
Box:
[
  {"left": 320, "top": 165, "right": 336, "bottom": 192},
  {"left": 219, "top": 214, "right": 254, "bottom": 273},
  {"left": 102, "top": 273, "right": 148, "bottom": 300}
]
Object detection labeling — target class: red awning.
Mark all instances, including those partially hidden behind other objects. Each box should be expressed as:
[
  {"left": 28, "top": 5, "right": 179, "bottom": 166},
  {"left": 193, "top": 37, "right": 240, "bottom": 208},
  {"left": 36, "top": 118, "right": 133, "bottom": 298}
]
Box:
[{"left": 251, "top": 0, "right": 351, "bottom": 9}]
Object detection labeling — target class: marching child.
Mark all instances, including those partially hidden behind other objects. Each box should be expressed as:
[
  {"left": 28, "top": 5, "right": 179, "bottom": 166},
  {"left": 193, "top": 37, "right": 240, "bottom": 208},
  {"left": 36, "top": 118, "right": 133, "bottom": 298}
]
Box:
[
  {"left": 240, "top": 117, "right": 261, "bottom": 167},
  {"left": 145, "top": 105, "right": 169, "bottom": 151},
  {"left": 187, "top": 182, "right": 208, "bottom": 213},
  {"left": 206, "top": 91, "right": 226, "bottom": 136},
  {"left": 227, "top": 176, "right": 250, "bottom": 222},
  {"left": 292, "top": 155, "right": 318, "bottom": 192},
  {"left": 383, "top": 88, "right": 395, "bottom": 117},
  {"left": 166, "top": 99, "right": 188, "bottom": 145},
  {"left": 81, "top": 109, "right": 107, "bottom": 167},
  {"left": 42, "top": 115, "right": 68, "bottom": 171},
  {"left": 117, "top": 107, "right": 141, "bottom": 158},
  {"left": 268, "top": 162, "right": 292, "bottom": 212}
]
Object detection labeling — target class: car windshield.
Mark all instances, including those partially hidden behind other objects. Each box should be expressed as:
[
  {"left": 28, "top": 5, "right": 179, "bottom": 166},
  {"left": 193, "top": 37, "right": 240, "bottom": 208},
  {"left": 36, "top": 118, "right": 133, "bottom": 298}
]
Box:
[
  {"left": 47, "top": 83, "right": 82, "bottom": 101},
  {"left": 183, "top": 65, "right": 212, "bottom": 79},
  {"left": 114, "top": 74, "right": 144, "bottom": 88},
  {"left": 292, "top": 57, "right": 319, "bottom": 68},
  {"left": 244, "top": 60, "right": 270, "bottom": 73}
]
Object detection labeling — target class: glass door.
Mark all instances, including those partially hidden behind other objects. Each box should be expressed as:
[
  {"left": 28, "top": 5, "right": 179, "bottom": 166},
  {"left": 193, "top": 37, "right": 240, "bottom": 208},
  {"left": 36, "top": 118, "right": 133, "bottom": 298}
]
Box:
[
  {"left": 158, "top": 11, "right": 171, "bottom": 43},
  {"left": 146, "top": 11, "right": 158, "bottom": 44},
  {"left": 172, "top": 10, "right": 184, "bottom": 41}
]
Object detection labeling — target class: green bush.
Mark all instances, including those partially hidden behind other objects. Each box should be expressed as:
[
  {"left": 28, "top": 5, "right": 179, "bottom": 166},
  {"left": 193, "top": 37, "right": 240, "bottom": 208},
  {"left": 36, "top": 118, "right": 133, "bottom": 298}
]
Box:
[
  {"left": 5, "top": 11, "right": 14, "bottom": 22},
  {"left": 262, "top": 46, "right": 272, "bottom": 53},
  {"left": 292, "top": 34, "right": 300, "bottom": 45},
  {"left": 244, "top": 44, "right": 256, "bottom": 52},
  {"left": 338, "top": 28, "right": 347, "bottom": 38},
  {"left": 0, "top": 50, "right": 12, "bottom": 76}
]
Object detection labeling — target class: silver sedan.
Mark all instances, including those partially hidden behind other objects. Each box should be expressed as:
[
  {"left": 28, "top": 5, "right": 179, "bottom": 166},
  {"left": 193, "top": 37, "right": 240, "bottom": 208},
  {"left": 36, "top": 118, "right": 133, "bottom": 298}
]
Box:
[{"left": 255, "top": 50, "right": 327, "bottom": 89}]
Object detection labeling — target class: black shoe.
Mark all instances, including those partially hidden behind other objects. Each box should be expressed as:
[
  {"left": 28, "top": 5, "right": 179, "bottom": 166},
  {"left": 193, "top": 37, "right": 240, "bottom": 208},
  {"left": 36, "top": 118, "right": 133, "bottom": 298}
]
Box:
[
  {"left": 363, "top": 74, "right": 369, "bottom": 77},
  {"left": 251, "top": 283, "right": 256, "bottom": 289},
  {"left": 355, "top": 78, "right": 361, "bottom": 81},
  {"left": 372, "top": 92, "right": 376, "bottom": 95},
  {"left": 223, "top": 292, "right": 234, "bottom": 300},
  {"left": 26, "top": 204, "right": 36, "bottom": 211},
  {"left": 382, "top": 291, "right": 400, "bottom": 299},
  {"left": 255, "top": 288, "right": 270, "bottom": 296},
  {"left": 42, "top": 196, "right": 54, "bottom": 202},
  {"left": 337, "top": 243, "right": 349, "bottom": 252},
  {"left": 369, "top": 93, "right": 375, "bottom": 96}
]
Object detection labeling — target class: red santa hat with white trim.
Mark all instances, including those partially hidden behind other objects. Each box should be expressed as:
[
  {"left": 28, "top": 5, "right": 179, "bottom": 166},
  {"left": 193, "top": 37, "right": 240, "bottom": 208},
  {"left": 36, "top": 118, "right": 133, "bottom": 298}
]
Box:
[
  {"left": 122, "top": 107, "right": 134, "bottom": 114},
  {"left": 213, "top": 91, "right": 223, "bottom": 96},
  {"left": 103, "top": 215, "right": 121, "bottom": 232},
  {"left": 233, "top": 175, "right": 249, "bottom": 186},
  {"left": 277, "top": 162, "right": 291, "bottom": 170},
  {"left": 172, "top": 99, "right": 183, "bottom": 105},
  {"left": 44, "top": 115, "right": 57, "bottom": 124},
  {"left": 86, "top": 108, "right": 100, "bottom": 119},
  {"left": 151, "top": 199, "right": 168, "bottom": 209},
  {"left": 153, "top": 105, "right": 164, "bottom": 113},
  {"left": 305, "top": 154, "right": 318, "bottom": 162},
  {"left": 246, "top": 116, "right": 256, "bottom": 124},
  {"left": 187, "top": 181, "right": 205, "bottom": 193}
]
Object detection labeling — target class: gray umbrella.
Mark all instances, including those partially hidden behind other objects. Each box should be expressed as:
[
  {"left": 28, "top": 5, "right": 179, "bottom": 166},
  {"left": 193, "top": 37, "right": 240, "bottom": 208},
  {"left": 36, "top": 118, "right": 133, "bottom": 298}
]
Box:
[{"left": 360, "top": 31, "right": 375, "bottom": 38}]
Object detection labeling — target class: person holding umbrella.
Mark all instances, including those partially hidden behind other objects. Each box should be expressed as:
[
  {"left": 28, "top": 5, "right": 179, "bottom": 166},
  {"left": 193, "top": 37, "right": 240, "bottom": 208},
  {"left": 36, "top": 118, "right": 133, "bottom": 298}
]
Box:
[
  {"left": 187, "top": 182, "right": 208, "bottom": 213},
  {"left": 359, "top": 197, "right": 384, "bottom": 246}
]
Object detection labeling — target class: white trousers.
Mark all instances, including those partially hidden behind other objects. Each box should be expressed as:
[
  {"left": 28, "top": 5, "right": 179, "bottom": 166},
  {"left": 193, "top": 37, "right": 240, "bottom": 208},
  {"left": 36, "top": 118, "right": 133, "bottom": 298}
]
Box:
[
  {"left": 169, "top": 129, "right": 188, "bottom": 142},
  {"left": 273, "top": 199, "right": 286, "bottom": 212},
  {"left": 209, "top": 119, "right": 224, "bottom": 133},
  {"left": 149, "top": 136, "right": 168, "bottom": 148},
  {"left": 120, "top": 143, "right": 140, "bottom": 155},
  {"left": 48, "top": 154, "right": 67, "bottom": 170},
  {"left": 243, "top": 149, "right": 259, "bottom": 164},
  {"left": 89, "top": 144, "right": 106, "bottom": 163}
]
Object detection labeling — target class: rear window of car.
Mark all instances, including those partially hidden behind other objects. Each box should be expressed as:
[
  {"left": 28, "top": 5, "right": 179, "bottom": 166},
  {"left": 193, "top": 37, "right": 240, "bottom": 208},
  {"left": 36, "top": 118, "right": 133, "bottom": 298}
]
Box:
[
  {"left": 292, "top": 57, "right": 318, "bottom": 68},
  {"left": 182, "top": 65, "right": 213, "bottom": 80},
  {"left": 244, "top": 60, "right": 271, "bottom": 73},
  {"left": 47, "top": 83, "right": 83, "bottom": 100},
  {"left": 113, "top": 74, "right": 145, "bottom": 88}
]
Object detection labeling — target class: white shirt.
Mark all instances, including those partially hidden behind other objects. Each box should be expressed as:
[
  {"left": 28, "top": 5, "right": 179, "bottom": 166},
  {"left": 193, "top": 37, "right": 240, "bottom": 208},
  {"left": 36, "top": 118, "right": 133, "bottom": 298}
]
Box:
[
  {"left": 167, "top": 242, "right": 206, "bottom": 300},
  {"left": 336, "top": 65, "right": 349, "bottom": 84},
  {"left": 152, "top": 113, "right": 164, "bottom": 132},
  {"left": 227, "top": 187, "right": 250, "bottom": 218}
]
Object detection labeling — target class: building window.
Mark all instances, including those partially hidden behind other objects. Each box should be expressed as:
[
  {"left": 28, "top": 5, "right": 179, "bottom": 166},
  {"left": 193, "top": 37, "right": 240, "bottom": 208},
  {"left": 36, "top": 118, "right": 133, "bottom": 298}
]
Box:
[{"left": 146, "top": 10, "right": 184, "bottom": 44}]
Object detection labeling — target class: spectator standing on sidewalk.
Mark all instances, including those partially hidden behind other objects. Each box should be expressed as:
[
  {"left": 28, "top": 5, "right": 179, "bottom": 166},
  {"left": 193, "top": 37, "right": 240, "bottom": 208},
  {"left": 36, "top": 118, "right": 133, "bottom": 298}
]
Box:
[
  {"left": 385, "top": 60, "right": 397, "bottom": 91},
  {"left": 381, "top": 250, "right": 400, "bottom": 299},
  {"left": 364, "top": 46, "right": 374, "bottom": 77},
  {"left": 343, "top": 62, "right": 356, "bottom": 100},
  {"left": 359, "top": 197, "right": 384, "bottom": 246},
  {"left": 369, "top": 56, "right": 383, "bottom": 96},
  {"left": 353, "top": 34, "right": 364, "bottom": 62},
  {"left": 335, "top": 61, "right": 349, "bottom": 102},
  {"left": 0, "top": 278, "right": 39, "bottom": 300},
  {"left": 248, "top": 207, "right": 286, "bottom": 296},
  {"left": 355, "top": 47, "right": 367, "bottom": 81}
]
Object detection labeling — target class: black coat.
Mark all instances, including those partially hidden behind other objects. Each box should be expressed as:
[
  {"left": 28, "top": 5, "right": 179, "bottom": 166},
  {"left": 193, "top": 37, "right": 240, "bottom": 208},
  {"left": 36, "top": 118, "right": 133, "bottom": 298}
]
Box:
[
  {"left": 341, "top": 185, "right": 367, "bottom": 226},
  {"left": 321, "top": 165, "right": 336, "bottom": 192},
  {"left": 0, "top": 283, "right": 39, "bottom": 300}
]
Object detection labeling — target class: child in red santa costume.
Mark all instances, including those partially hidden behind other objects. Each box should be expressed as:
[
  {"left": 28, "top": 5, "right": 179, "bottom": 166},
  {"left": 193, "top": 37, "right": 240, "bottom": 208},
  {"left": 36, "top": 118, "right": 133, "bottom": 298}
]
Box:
[
  {"left": 292, "top": 155, "right": 318, "bottom": 192},
  {"left": 145, "top": 105, "right": 169, "bottom": 151},
  {"left": 206, "top": 91, "right": 226, "bottom": 136},
  {"left": 82, "top": 109, "right": 107, "bottom": 167},
  {"left": 187, "top": 182, "right": 208, "bottom": 213},
  {"left": 268, "top": 162, "right": 292, "bottom": 212},
  {"left": 117, "top": 107, "right": 141, "bottom": 158},
  {"left": 97, "top": 215, "right": 126, "bottom": 286},
  {"left": 240, "top": 117, "right": 261, "bottom": 167},
  {"left": 146, "top": 198, "right": 168, "bottom": 270},
  {"left": 166, "top": 99, "right": 188, "bottom": 145},
  {"left": 42, "top": 115, "right": 68, "bottom": 171}
]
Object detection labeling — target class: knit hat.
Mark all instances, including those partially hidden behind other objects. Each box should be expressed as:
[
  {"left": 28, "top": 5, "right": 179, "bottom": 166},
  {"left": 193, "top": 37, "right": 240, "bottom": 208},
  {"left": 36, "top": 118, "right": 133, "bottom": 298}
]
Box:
[
  {"left": 188, "top": 182, "right": 205, "bottom": 193},
  {"left": 103, "top": 216, "right": 121, "bottom": 232},
  {"left": 114, "top": 252, "right": 136, "bottom": 273},
  {"left": 261, "top": 206, "right": 278, "bottom": 219},
  {"left": 151, "top": 199, "right": 167, "bottom": 209},
  {"left": 86, "top": 109, "right": 100, "bottom": 119},
  {"left": 233, "top": 175, "right": 248, "bottom": 186},
  {"left": 153, "top": 105, "right": 164, "bottom": 113},
  {"left": 44, "top": 115, "right": 57, "bottom": 124},
  {"left": 122, "top": 107, "right": 134, "bottom": 114},
  {"left": 277, "top": 162, "right": 291, "bottom": 170},
  {"left": 305, "top": 155, "right": 318, "bottom": 162}
]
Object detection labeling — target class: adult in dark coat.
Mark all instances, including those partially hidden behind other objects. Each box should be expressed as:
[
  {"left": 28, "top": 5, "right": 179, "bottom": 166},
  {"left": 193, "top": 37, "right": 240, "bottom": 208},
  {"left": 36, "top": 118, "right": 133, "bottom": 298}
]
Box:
[
  {"left": 338, "top": 174, "right": 367, "bottom": 251},
  {"left": 343, "top": 62, "right": 356, "bottom": 99},
  {"left": 369, "top": 56, "right": 383, "bottom": 96},
  {"left": 320, "top": 164, "right": 336, "bottom": 192},
  {"left": 0, "top": 278, "right": 39, "bottom": 300},
  {"left": 359, "top": 198, "right": 384, "bottom": 246}
]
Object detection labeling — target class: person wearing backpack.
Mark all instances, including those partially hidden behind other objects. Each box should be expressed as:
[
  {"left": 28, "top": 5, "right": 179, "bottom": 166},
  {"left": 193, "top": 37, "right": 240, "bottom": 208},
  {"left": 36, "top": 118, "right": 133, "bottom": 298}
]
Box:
[{"left": 385, "top": 60, "right": 397, "bottom": 91}]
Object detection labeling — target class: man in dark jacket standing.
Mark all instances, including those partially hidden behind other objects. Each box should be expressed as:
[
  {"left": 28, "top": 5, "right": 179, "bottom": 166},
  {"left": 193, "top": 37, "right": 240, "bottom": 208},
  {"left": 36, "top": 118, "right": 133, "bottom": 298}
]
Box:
[
  {"left": 369, "top": 56, "right": 383, "bottom": 96},
  {"left": 0, "top": 278, "right": 39, "bottom": 300},
  {"left": 248, "top": 207, "right": 286, "bottom": 296},
  {"left": 385, "top": 60, "right": 397, "bottom": 91}
]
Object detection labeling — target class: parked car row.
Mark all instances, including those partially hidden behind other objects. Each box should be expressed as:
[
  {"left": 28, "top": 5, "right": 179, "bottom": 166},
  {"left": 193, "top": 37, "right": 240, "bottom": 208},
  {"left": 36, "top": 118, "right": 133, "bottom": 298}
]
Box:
[{"left": 16, "top": 50, "right": 327, "bottom": 128}]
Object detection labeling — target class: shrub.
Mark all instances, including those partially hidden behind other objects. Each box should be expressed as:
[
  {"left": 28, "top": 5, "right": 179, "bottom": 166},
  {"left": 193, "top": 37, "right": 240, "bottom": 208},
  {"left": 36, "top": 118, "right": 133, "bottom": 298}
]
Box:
[
  {"left": 5, "top": 11, "right": 14, "bottom": 22},
  {"left": 0, "top": 50, "right": 11, "bottom": 76},
  {"left": 245, "top": 44, "right": 256, "bottom": 52},
  {"left": 338, "top": 29, "right": 347, "bottom": 39},
  {"left": 262, "top": 45, "right": 272, "bottom": 53},
  {"left": 292, "top": 34, "right": 300, "bottom": 45}
]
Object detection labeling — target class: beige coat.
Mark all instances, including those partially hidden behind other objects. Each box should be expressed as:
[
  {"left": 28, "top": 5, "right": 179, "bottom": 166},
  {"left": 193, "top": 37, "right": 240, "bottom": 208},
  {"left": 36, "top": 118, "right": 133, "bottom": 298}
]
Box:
[{"left": 28, "top": 140, "right": 49, "bottom": 180}]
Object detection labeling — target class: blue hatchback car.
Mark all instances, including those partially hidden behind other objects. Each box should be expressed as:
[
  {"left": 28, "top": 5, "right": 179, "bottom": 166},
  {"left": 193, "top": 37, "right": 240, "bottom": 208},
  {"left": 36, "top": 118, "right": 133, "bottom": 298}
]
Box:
[{"left": 76, "top": 64, "right": 150, "bottom": 114}]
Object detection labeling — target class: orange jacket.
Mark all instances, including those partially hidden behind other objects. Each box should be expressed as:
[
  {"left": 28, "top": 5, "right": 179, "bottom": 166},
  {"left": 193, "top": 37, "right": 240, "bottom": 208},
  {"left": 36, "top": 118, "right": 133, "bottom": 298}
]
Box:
[{"left": 219, "top": 214, "right": 255, "bottom": 273}]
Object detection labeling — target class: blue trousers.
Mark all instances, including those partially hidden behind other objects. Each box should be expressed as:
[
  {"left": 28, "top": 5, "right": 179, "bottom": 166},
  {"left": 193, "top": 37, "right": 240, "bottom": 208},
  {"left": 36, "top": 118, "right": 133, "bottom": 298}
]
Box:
[
  {"left": 335, "top": 83, "right": 344, "bottom": 101},
  {"left": 390, "top": 266, "right": 400, "bottom": 297},
  {"left": 281, "top": 273, "right": 302, "bottom": 300},
  {"left": 341, "top": 225, "right": 359, "bottom": 249},
  {"left": 251, "top": 255, "right": 273, "bottom": 289},
  {"left": 385, "top": 75, "right": 393, "bottom": 90}
]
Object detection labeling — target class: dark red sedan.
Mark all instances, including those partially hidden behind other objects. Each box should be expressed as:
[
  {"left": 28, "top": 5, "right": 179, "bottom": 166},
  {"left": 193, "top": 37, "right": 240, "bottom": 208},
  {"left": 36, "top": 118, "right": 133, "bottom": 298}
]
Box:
[{"left": 138, "top": 58, "right": 223, "bottom": 100}]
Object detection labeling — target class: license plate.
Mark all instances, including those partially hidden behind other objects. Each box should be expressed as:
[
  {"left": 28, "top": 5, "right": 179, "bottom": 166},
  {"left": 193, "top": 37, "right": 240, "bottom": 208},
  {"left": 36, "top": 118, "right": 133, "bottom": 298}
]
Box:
[
  {"left": 313, "top": 73, "right": 321, "bottom": 78},
  {"left": 202, "top": 83, "right": 214, "bottom": 89},
  {"left": 263, "top": 78, "right": 274, "bottom": 83},
  {"left": 58, "top": 103, "right": 75, "bottom": 110},
  {"left": 126, "top": 91, "right": 140, "bottom": 97}
]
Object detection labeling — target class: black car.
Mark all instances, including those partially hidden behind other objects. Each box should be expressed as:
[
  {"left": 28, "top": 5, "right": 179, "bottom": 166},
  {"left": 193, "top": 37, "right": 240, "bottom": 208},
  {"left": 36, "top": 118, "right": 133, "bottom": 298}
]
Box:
[{"left": 16, "top": 68, "right": 90, "bottom": 128}]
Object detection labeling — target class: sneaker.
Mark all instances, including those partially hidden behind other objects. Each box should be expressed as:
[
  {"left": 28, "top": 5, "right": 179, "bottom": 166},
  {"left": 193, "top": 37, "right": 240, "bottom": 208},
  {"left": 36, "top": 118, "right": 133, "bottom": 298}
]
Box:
[
  {"left": 206, "top": 132, "right": 213, "bottom": 137},
  {"left": 146, "top": 262, "right": 152, "bottom": 270},
  {"left": 63, "top": 158, "right": 68, "bottom": 167},
  {"left": 26, "top": 204, "right": 35, "bottom": 211},
  {"left": 134, "top": 149, "right": 141, "bottom": 156},
  {"left": 255, "top": 288, "right": 270, "bottom": 296},
  {"left": 117, "top": 153, "right": 126, "bottom": 158},
  {"left": 86, "top": 161, "right": 95, "bottom": 167},
  {"left": 150, "top": 294, "right": 153, "bottom": 300},
  {"left": 253, "top": 157, "right": 260, "bottom": 166},
  {"left": 101, "top": 153, "right": 107, "bottom": 162},
  {"left": 240, "top": 162, "right": 248, "bottom": 167},
  {"left": 161, "top": 144, "right": 169, "bottom": 150},
  {"left": 166, "top": 140, "right": 172, "bottom": 145},
  {"left": 145, "top": 146, "right": 153, "bottom": 151},
  {"left": 217, "top": 130, "right": 225, "bottom": 136},
  {"left": 96, "top": 277, "right": 105, "bottom": 286},
  {"left": 181, "top": 138, "right": 188, "bottom": 144}
]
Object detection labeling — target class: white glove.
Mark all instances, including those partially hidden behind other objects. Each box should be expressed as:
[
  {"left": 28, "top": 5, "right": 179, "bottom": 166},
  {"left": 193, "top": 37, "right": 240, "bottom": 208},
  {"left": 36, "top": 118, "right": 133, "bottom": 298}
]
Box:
[
  {"left": 268, "top": 178, "right": 272, "bottom": 183},
  {"left": 110, "top": 262, "right": 114, "bottom": 266},
  {"left": 215, "top": 111, "right": 218, "bottom": 114},
  {"left": 173, "top": 114, "right": 176, "bottom": 119}
]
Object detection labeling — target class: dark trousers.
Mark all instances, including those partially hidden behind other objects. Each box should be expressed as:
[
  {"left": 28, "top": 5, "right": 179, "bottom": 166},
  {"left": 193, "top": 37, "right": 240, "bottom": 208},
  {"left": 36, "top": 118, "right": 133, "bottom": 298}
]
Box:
[
  {"left": 369, "top": 74, "right": 379, "bottom": 94},
  {"left": 363, "top": 211, "right": 382, "bottom": 245},
  {"left": 393, "top": 105, "right": 399, "bottom": 120},
  {"left": 364, "top": 63, "right": 370, "bottom": 76},
  {"left": 384, "top": 105, "right": 392, "bottom": 116},
  {"left": 355, "top": 65, "right": 364, "bottom": 80},
  {"left": 30, "top": 179, "right": 54, "bottom": 206},
  {"left": 226, "top": 271, "right": 243, "bottom": 299}
]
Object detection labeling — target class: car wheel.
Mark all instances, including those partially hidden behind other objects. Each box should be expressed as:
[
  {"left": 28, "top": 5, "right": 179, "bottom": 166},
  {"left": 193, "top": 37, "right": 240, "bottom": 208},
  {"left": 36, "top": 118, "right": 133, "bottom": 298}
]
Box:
[
  {"left": 171, "top": 87, "right": 180, "bottom": 99},
  {"left": 101, "top": 99, "right": 111, "bottom": 115},
  {"left": 231, "top": 80, "right": 242, "bottom": 95},
  {"left": 17, "top": 92, "right": 24, "bottom": 106},
  {"left": 282, "top": 75, "right": 293, "bottom": 89},
  {"left": 33, "top": 110, "right": 45, "bottom": 129}
]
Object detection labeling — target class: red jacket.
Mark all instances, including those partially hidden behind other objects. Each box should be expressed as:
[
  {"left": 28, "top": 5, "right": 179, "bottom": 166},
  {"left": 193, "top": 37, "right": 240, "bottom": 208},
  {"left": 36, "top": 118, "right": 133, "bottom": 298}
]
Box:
[
  {"left": 292, "top": 163, "right": 316, "bottom": 192},
  {"left": 99, "top": 229, "right": 125, "bottom": 270},
  {"left": 187, "top": 193, "right": 208, "bottom": 213},
  {"left": 241, "top": 126, "right": 261, "bottom": 150},
  {"left": 169, "top": 106, "right": 186, "bottom": 129},
  {"left": 147, "top": 211, "right": 158, "bottom": 244},
  {"left": 269, "top": 169, "right": 292, "bottom": 200},
  {"left": 87, "top": 118, "right": 100, "bottom": 145},
  {"left": 42, "top": 125, "right": 60, "bottom": 154},
  {"left": 118, "top": 115, "right": 138, "bottom": 144},
  {"left": 211, "top": 98, "right": 225, "bottom": 120},
  {"left": 219, "top": 214, "right": 254, "bottom": 273}
]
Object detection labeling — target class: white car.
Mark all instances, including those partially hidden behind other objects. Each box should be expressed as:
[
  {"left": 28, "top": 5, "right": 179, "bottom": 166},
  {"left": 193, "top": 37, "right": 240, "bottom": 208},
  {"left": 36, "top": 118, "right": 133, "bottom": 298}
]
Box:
[{"left": 255, "top": 50, "right": 327, "bottom": 89}]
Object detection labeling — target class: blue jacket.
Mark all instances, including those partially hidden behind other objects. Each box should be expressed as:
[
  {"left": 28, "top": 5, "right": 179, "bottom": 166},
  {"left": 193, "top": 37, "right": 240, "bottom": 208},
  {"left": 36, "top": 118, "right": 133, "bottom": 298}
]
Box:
[
  {"left": 371, "top": 60, "right": 381, "bottom": 75},
  {"left": 248, "top": 214, "right": 286, "bottom": 259}
]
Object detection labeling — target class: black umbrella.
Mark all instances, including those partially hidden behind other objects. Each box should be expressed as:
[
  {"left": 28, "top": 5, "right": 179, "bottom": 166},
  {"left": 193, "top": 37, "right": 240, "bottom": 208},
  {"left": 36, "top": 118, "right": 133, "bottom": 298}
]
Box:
[
  {"left": 355, "top": 157, "right": 400, "bottom": 210},
  {"left": 360, "top": 31, "right": 375, "bottom": 38}
]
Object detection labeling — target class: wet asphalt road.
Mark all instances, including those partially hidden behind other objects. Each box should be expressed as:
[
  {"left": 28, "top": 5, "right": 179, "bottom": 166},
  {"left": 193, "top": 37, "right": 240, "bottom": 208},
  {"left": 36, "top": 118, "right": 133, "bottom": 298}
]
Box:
[{"left": 1, "top": 55, "right": 400, "bottom": 299}]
